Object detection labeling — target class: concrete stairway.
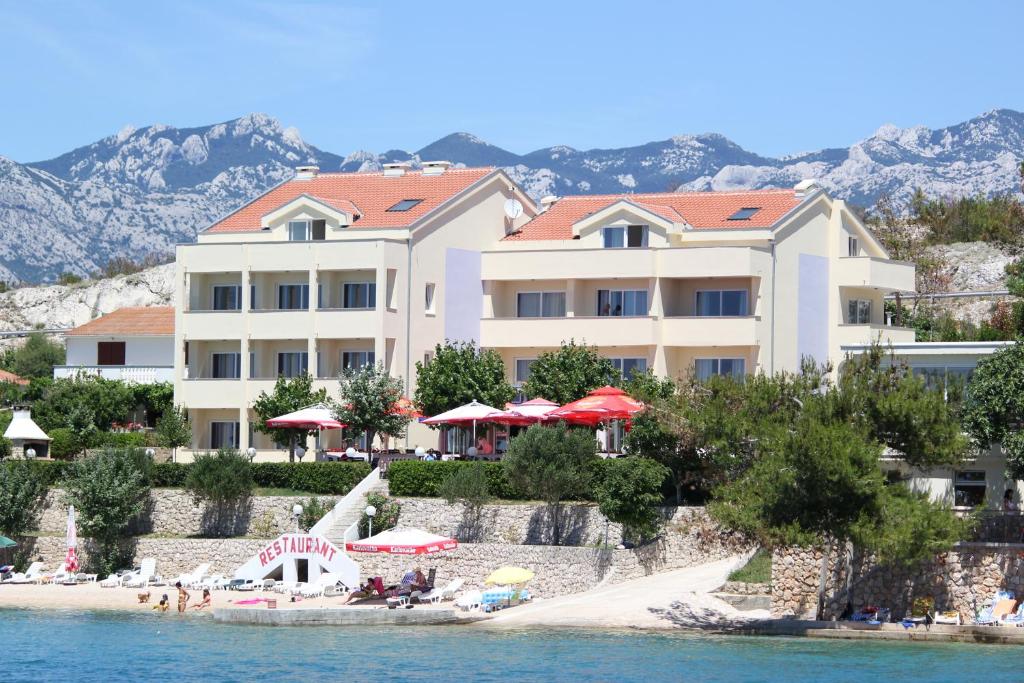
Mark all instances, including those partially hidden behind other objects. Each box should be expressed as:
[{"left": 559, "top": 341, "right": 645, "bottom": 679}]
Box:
[{"left": 309, "top": 467, "right": 389, "bottom": 546}]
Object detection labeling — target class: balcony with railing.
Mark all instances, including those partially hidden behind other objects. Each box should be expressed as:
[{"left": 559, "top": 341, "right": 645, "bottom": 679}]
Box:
[{"left": 53, "top": 365, "right": 174, "bottom": 383}]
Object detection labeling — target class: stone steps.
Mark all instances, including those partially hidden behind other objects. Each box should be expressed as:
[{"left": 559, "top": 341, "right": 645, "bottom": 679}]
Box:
[{"left": 320, "top": 473, "right": 388, "bottom": 545}]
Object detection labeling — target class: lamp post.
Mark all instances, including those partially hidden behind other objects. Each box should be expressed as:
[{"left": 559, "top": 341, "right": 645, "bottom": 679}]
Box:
[
  {"left": 246, "top": 447, "right": 257, "bottom": 463},
  {"left": 292, "top": 503, "right": 303, "bottom": 533},
  {"left": 295, "top": 445, "right": 306, "bottom": 463},
  {"left": 365, "top": 504, "right": 377, "bottom": 538},
  {"left": 25, "top": 447, "right": 36, "bottom": 460},
  {"left": 145, "top": 448, "right": 155, "bottom": 459},
  {"left": 345, "top": 447, "right": 357, "bottom": 461},
  {"left": 415, "top": 446, "right": 425, "bottom": 459}
]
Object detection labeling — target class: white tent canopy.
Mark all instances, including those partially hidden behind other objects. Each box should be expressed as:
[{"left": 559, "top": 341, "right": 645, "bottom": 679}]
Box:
[
  {"left": 346, "top": 527, "right": 458, "bottom": 555},
  {"left": 3, "top": 408, "right": 50, "bottom": 442}
]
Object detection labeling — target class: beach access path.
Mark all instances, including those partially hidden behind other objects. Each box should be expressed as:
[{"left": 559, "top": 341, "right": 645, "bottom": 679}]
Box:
[{"left": 477, "top": 554, "right": 766, "bottom": 630}]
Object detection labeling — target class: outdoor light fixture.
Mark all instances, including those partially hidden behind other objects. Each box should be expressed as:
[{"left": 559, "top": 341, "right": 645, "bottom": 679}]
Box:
[
  {"left": 365, "top": 504, "right": 377, "bottom": 537},
  {"left": 145, "top": 448, "right": 155, "bottom": 458},
  {"left": 246, "top": 447, "right": 256, "bottom": 462},
  {"left": 345, "top": 447, "right": 357, "bottom": 459},
  {"left": 414, "top": 446, "right": 426, "bottom": 458},
  {"left": 467, "top": 446, "right": 478, "bottom": 458},
  {"left": 292, "top": 503, "right": 303, "bottom": 533},
  {"left": 295, "top": 445, "right": 306, "bottom": 462},
  {"left": 25, "top": 447, "right": 36, "bottom": 460}
]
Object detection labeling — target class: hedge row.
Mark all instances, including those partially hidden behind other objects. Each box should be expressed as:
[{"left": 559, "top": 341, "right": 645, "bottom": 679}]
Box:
[
  {"left": 11, "top": 460, "right": 371, "bottom": 496},
  {"left": 387, "top": 461, "right": 531, "bottom": 500}
]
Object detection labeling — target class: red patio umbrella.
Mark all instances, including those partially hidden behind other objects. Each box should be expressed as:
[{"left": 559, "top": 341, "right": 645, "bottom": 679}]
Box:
[
  {"left": 265, "top": 403, "right": 345, "bottom": 430},
  {"left": 65, "top": 505, "right": 80, "bottom": 575},
  {"left": 390, "top": 396, "right": 424, "bottom": 420},
  {"left": 548, "top": 386, "right": 645, "bottom": 425}
]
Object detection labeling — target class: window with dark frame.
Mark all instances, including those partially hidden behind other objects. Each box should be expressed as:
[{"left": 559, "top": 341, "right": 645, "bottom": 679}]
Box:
[{"left": 97, "top": 341, "right": 126, "bottom": 366}]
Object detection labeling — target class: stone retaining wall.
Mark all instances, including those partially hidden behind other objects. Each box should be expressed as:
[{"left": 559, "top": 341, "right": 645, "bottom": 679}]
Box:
[
  {"left": 392, "top": 497, "right": 621, "bottom": 545},
  {"left": 356, "top": 507, "right": 751, "bottom": 598},
  {"left": 772, "top": 544, "right": 1024, "bottom": 620},
  {"left": 35, "top": 489, "right": 336, "bottom": 538},
  {"left": 720, "top": 581, "right": 770, "bottom": 595},
  {"left": 24, "top": 536, "right": 265, "bottom": 581}
]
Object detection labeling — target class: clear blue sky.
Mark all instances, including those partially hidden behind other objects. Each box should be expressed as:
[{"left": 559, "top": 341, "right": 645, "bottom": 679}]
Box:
[{"left": 1, "top": 0, "right": 1020, "bottom": 162}]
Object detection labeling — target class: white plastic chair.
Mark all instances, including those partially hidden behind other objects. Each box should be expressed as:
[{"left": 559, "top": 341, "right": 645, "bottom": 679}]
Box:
[
  {"left": 455, "top": 590, "right": 482, "bottom": 612},
  {"left": 423, "top": 578, "right": 464, "bottom": 604},
  {"left": 123, "top": 558, "right": 156, "bottom": 588}
]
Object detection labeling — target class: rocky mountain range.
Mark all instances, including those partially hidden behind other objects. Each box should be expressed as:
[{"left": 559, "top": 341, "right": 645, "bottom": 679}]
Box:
[{"left": 2, "top": 109, "right": 1023, "bottom": 283}]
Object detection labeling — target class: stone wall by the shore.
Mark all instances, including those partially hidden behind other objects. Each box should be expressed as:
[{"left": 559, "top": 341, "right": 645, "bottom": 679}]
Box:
[
  {"left": 25, "top": 536, "right": 266, "bottom": 581},
  {"left": 35, "top": 489, "right": 335, "bottom": 539},
  {"left": 356, "top": 506, "right": 751, "bottom": 598},
  {"left": 772, "top": 544, "right": 1024, "bottom": 620},
  {"left": 391, "top": 498, "right": 622, "bottom": 545},
  {"left": 21, "top": 505, "right": 749, "bottom": 599}
]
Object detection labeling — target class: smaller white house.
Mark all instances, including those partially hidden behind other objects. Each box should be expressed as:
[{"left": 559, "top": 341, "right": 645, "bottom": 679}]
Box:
[
  {"left": 843, "top": 341, "right": 1013, "bottom": 511},
  {"left": 55, "top": 306, "right": 175, "bottom": 384}
]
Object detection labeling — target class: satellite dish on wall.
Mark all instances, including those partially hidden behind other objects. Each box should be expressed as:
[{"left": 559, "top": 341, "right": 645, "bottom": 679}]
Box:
[{"left": 503, "top": 198, "right": 524, "bottom": 220}]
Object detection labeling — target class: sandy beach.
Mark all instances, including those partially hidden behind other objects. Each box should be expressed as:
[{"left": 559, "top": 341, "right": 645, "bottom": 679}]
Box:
[{"left": 0, "top": 554, "right": 764, "bottom": 631}]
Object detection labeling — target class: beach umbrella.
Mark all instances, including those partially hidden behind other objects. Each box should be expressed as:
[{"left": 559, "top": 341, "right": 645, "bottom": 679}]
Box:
[
  {"left": 390, "top": 396, "right": 424, "bottom": 420},
  {"left": 265, "top": 403, "right": 345, "bottom": 430},
  {"left": 486, "top": 398, "right": 560, "bottom": 426},
  {"left": 65, "top": 505, "right": 80, "bottom": 574},
  {"left": 422, "top": 400, "right": 500, "bottom": 451},
  {"left": 345, "top": 527, "right": 458, "bottom": 555},
  {"left": 0, "top": 536, "right": 16, "bottom": 549},
  {"left": 485, "top": 566, "right": 534, "bottom": 585}
]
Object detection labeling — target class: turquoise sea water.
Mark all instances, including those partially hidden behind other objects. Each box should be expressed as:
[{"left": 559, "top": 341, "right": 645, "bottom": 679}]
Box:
[{"left": 1, "top": 608, "right": 1016, "bottom": 682}]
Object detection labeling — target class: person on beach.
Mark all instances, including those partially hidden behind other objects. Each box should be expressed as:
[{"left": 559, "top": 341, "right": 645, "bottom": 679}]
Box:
[
  {"left": 176, "top": 581, "right": 190, "bottom": 613},
  {"left": 152, "top": 594, "right": 170, "bottom": 612},
  {"left": 412, "top": 567, "right": 429, "bottom": 591},
  {"left": 339, "top": 578, "right": 376, "bottom": 604},
  {"left": 192, "top": 589, "right": 212, "bottom": 610}
]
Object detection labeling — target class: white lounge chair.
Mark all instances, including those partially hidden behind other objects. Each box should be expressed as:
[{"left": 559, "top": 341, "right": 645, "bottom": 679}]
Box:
[
  {"left": 99, "top": 573, "right": 123, "bottom": 588},
  {"left": 455, "top": 590, "right": 482, "bottom": 612},
  {"left": 172, "top": 563, "right": 211, "bottom": 589},
  {"left": 422, "top": 578, "right": 464, "bottom": 604},
  {"left": 42, "top": 563, "right": 68, "bottom": 584},
  {"left": 122, "top": 558, "right": 156, "bottom": 588},
  {"left": 5, "top": 562, "right": 46, "bottom": 584},
  {"left": 300, "top": 573, "right": 343, "bottom": 598}
]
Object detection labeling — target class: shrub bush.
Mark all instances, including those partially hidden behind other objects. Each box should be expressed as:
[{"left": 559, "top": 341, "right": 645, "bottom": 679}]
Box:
[
  {"left": 151, "top": 461, "right": 369, "bottom": 495},
  {"left": 89, "top": 431, "right": 155, "bottom": 450},
  {"left": 48, "top": 428, "right": 85, "bottom": 459},
  {"left": 299, "top": 496, "right": 335, "bottom": 532},
  {"left": 388, "top": 461, "right": 529, "bottom": 499},
  {"left": 185, "top": 450, "right": 254, "bottom": 505},
  {"left": 0, "top": 459, "right": 48, "bottom": 537}
]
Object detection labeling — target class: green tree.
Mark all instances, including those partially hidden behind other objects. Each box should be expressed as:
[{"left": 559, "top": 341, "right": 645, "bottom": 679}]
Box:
[
  {"left": 335, "top": 363, "right": 408, "bottom": 451},
  {"left": 962, "top": 341, "right": 1024, "bottom": 477},
  {"left": 31, "top": 376, "right": 136, "bottom": 441},
  {"left": 502, "top": 424, "right": 598, "bottom": 545},
  {"left": 358, "top": 492, "right": 401, "bottom": 538},
  {"left": 0, "top": 411, "right": 11, "bottom": 459},
  {"left": 439, "top": 462, "right": 491, "bottom": 541},
  {"left": 63, "top": 449, "right": 151, "bottom": 574},
  {"left": 251, "top": 374, "right": 328, "bottom": 462},
  {"left": 414, "top": 341, "right": 514, "bottom": 417},
  {"left": 522, "top": 340, "right": 616, "bottom": 405},
  {"left": 185, "top": 449, "right": 254, "bottom": 536},
  {"left": 0, "top": 460, "right": 47, "bottom": 537},
  {"left": 2, "top": 333, "right": 65, "bottom": 380},
  {"left": 594, "top": 457, "right": 668, "bottom": 544},
  {"left": 155, "top": 405, "right": 192, "bottom": 463}
]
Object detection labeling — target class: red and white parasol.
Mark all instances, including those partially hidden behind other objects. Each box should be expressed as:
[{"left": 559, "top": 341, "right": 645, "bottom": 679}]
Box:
[
  {"left": 65, "top": 505, "right": 80, "bottom": 574},
  {"left": 549, "top": 386, "right": 645, "bottom": 425},
  {"left": 345, "top": 527, "right": 458, "bottom": 555}
]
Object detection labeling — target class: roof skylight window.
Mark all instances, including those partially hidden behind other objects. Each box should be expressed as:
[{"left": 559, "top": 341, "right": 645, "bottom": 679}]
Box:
[
  {"left": 386, "top": 199, "right": 424, "bottom": 212},
  {"left": 727, "top": 207, "right": 761, "bottom": 221}
]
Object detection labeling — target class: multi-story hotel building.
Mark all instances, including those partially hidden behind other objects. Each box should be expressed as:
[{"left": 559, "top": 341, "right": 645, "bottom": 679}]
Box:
[{"left": 174, "top": 164, "right": 914, "bottom": 458}]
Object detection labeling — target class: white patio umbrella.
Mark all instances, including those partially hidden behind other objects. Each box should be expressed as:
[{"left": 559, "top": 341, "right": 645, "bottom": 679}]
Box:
[{"left": 422, "top": 400, "right": 500, "bottom": 453}]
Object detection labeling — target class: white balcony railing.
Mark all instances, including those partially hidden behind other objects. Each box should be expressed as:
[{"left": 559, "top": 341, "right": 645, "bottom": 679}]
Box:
[{"left": 53, "top": 366, "right": 174, "bottom": 384}]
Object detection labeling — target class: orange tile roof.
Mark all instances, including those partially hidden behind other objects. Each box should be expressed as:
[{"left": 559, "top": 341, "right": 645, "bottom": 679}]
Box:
[
  {"left": 505, "top": 188, "right": 803, "bottom": 241},
  {"left": 66, "top": 307, "right": 175, "bottom": 337},
  {"left": 206, "top": 167, "right": 495, "bottom": 233},
  {"left": 0, "top": 369, "right": 28, "bottom": 386}
]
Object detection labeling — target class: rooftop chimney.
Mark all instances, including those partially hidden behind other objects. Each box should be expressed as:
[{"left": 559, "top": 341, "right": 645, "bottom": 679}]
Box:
[
  {"left": 793, "top": 179, "right": 820, "bottom": 197},
  {"left": 295, "top": 165, "right": 319, "bottom": 179},
  {"left": 383, "top": 162, "right": 411, "bottom": 177},
  {"left": 539, "top": 195, "right": 560, "bottom": 212},
  {"left": 421, "top": 160, "right": 452, "bottom": 176}
]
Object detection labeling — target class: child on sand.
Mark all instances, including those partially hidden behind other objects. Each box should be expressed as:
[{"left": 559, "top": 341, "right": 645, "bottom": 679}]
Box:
[{"left": 152, "top": 594, "right": 170, "bottom": 612}]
